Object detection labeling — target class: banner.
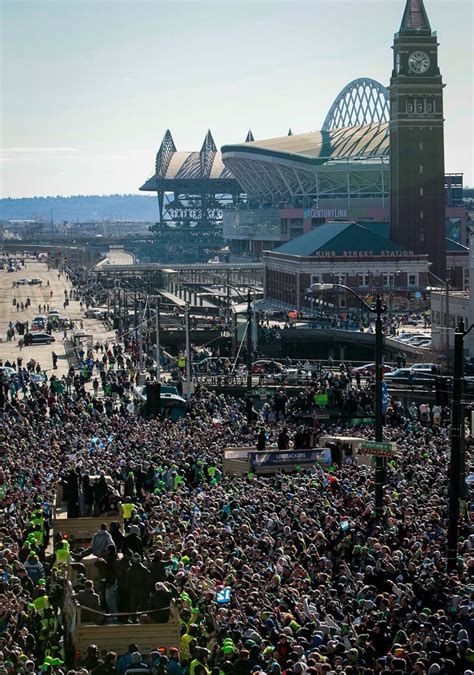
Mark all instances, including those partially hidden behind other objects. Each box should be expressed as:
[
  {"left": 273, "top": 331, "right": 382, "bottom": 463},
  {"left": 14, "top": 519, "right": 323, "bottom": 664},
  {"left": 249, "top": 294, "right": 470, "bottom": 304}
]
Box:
[
  {"left": 314, "top": 393, "right": 328, "bottom": 407},
  {"left": 249, "top": 448, "right": 331, "bottom": 468}
]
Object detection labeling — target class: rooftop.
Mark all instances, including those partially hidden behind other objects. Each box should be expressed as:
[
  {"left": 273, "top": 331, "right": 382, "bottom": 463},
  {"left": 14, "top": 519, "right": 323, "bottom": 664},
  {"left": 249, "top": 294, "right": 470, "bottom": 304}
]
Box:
[
  {"left": 269, "top": 221, "right": 408, "bottom": 257},
  {"left": 222, "top": 123, "right": 389, "bottom": 165}
]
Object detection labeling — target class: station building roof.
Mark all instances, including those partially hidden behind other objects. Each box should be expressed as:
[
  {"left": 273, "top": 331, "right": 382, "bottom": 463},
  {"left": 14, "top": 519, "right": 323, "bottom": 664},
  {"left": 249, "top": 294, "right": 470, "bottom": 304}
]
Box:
[{"left": 270, "top": 221, "right": 405, "bottom": 257}]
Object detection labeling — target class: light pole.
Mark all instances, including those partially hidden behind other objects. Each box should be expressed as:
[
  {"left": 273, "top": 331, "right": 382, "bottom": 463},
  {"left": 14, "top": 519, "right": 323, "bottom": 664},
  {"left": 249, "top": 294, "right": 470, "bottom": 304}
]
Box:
[
  {"left": 428, "top": 270, "right": 451, "bottom": 368},
  {"left": 447, "top": 319, "right": 473, "bottom": 572},
  {"left": 309, "top": 283, "right": 387, "bottom": 518},
  {"left": 184, "top": 301, "right": 192, "bottom": 399},
  {"left": 155, "top": 296, "right": 161, "bottom": 384},
  {"left": 246, "top": 290, "right": 252, "bottom": 390}
]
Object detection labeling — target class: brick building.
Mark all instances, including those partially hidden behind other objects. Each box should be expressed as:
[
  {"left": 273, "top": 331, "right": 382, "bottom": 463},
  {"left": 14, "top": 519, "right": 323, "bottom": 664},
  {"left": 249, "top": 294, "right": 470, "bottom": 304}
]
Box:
[{"left": 263, "top": 221, "right": 430, "bottom": 311}]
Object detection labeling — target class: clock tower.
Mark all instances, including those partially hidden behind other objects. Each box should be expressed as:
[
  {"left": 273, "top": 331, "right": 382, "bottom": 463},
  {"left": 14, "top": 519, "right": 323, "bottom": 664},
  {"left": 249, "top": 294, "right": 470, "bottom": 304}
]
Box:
[{"left": 390, "top": 0, "right": 446, "bottom": 276}]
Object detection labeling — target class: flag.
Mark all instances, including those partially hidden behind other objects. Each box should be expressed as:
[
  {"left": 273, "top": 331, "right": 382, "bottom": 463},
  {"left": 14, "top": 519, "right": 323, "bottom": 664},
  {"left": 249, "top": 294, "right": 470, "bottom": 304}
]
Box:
[
  {"left": 381, "top": 381, "right": 389, "bottom": 414},
  {"left": 216, "top": 587, "right": 231, "bottom": 604}
]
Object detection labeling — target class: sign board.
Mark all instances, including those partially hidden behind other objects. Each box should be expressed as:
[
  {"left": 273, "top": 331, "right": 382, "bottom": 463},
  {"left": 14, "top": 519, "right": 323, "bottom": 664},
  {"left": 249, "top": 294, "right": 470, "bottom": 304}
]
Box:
[
  {"left": 357, "top": 441, "right": 397, "bottom": 457},
  {"left": 223, "top": 449, "right": 252, "bottom": 460},
  {"left": 249, "top": 448, "right": 330, "bottom": 469},
  {"left": 314, "top": 393, "right": 329, "bottom": 407},
  {"left": 349, "top": 417, "right": 375, "bottom": 426}
]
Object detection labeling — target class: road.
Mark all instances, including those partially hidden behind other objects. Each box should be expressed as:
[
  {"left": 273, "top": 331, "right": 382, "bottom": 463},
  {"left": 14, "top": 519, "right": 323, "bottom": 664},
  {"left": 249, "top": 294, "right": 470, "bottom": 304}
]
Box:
[
  {"left": 96, "top": 247, "right": 135, "bottom": 267},
  {"left": 0, "top": 258, "right": 115, "bottom": 377}
]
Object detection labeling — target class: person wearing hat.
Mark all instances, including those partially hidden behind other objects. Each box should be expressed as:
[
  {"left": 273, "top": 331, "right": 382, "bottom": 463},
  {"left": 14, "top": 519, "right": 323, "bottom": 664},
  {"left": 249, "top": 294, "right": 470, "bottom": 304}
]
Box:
[
  {"left": 123, "top": 525, "right": 143, "bottom": 557},
  {"left": 189, "top": 648, "right": 210, "bottom": 675},
  {"left": 180, "top": 624, "right": 199, "bottom": 666},
  {"left": 24, "top": 553, "right": 44, "bottom": 585},
  {"left": 148, "top": 582, "right": 175, "bottom": 623},
  {"left": 81, "top": 644, "right": 103, "bottom": 672},
  {"left": 167, "top": 648, "right": 183, "bottom": 675}
]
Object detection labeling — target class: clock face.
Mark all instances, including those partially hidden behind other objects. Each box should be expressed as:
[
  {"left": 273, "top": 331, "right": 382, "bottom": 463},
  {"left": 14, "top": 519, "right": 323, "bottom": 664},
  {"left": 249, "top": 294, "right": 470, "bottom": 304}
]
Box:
[{"left": 408, "top": 51, "right": 430, "bottom": 74}]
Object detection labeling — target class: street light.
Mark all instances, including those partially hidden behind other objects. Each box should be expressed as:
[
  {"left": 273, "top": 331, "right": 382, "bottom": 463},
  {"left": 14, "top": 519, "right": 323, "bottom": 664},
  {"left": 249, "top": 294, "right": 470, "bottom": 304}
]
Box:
[
  {"left": 427, "top": 270, "right": 451, "bottom": 368},
  {"left": 447, "top": 318, "right": 473, "bottom": 572},
  {"left": 308, "top": 282, "right": 387, "bottom": 518}
]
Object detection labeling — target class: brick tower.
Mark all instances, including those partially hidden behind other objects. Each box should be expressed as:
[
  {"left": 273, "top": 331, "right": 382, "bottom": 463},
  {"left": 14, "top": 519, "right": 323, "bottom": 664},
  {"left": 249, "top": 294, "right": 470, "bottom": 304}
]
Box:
[{"left": 389, "top": 0, "right": 446, "bottom": 277}]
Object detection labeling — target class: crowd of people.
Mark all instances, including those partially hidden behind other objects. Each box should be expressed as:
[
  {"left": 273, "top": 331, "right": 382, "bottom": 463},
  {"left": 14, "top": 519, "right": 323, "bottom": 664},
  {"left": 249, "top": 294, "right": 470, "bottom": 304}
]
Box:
[
  {"left": 0, "top": 367, "right": 473, "bottom": 675},
  {"left": 0, "top": 263, "right": 472, "bottom": 675}
]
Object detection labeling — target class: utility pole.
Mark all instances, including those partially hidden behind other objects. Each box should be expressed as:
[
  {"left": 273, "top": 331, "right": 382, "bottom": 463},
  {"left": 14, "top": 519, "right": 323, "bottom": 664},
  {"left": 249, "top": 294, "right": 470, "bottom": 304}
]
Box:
[
  {"left": 137, "top": 299, "right": 143, "bottom": 372},
  {"left": 445, "top": 277, "right": 450, "bottom": 368},
  {"left": 185, "top": 301, "right": 191, "bottom": 398},
  {"left": 155, "top": 297, "right": 161, "bottom": 383},
  {"left": 309, "top": 282, "right": 386, "bottom": 518},
  {"left": 447, "top": 318, "right": 474, "bottom": 572},
  {"left": 246, "top": 290, "right": 252, "bottom": 390},
  {"left": 374, "top": 294, "right": 385, "bottom": 519},
  {"left": 226, "top": 268, "right": 230, "bottom": 328},
  {"left": 447, "top": 320, "right": 464, "bottom": 572}
]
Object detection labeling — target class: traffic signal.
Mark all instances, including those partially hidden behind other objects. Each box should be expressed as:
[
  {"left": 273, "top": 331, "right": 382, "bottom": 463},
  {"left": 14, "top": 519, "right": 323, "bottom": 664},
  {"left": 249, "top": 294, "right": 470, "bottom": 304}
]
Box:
[{"left": 435, "top": 376, "right": 449, "bottom": 407}]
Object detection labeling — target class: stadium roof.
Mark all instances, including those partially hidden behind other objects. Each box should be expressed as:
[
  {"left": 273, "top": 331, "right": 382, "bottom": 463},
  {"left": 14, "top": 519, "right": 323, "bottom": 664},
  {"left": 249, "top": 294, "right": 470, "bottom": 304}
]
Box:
[
  {"left": 222, "top": 122, "right": 389, "bottom": 166},
  {"left": 140, "top": 129, "right": 240, "bottom": 193},
  {"left": 271, "top": 221, "right": 405, "bottom": 257}
]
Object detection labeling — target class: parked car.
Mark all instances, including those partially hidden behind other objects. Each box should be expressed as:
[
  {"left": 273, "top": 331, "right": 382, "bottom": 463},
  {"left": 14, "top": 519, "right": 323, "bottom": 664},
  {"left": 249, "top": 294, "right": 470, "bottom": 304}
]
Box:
[
  {"left": 193, "top": 357, "right": 231, "bottom": 374},
  {"left": 251, "top": 359, "right": 285, "bottom": 375},
  {"left": 24, "top": 332, "right": 56, "bottom": 345},
  {"left": 251, "top": 360, "right": 300, "bottom": 381},
  {"left": 28, "top": 278, "right": 43, "bottom": 285},
  {"left": 416, "top": 340, "right": 432, "bottom": 348},
  {"left": 384, "top": 368, "right": 437, "bottom": 385},
  {"left": 409, "top": 363, "right": 440, "bottom": 374},
  {"left": 84, "top": 308, "right": 107, "bottom": 319},
  {"left": 352, "top": 363, "right": 394, "bottom": 376},
  {"left": 395, "top": 333, "right": 426, "bottom": 343}
]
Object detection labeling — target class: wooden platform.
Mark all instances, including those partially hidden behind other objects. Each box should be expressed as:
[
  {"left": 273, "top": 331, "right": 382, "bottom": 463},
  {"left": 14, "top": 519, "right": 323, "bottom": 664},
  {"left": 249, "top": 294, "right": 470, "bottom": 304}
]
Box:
[
  {"left": 52, "top": 507, "right": 122, "bottom": 542},
  {"left": 71, "top": 604, "right": 180, "bottom": 661}
]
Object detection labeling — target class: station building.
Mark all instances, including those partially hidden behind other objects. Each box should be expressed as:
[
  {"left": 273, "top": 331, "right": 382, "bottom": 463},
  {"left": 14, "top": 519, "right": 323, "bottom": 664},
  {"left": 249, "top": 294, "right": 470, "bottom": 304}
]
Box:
[{"left": 263, "top": 221, "right": 431, "bottom": 312}]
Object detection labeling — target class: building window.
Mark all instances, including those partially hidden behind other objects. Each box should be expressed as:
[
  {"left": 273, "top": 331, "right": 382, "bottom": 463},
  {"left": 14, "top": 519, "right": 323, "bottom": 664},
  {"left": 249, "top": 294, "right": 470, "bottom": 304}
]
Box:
[
  {"left": 419, "top": 142, "right": 424, "bottom": 151},
  {"left": 358, "top": 273, "right": 369, "bottom": 288},
  {"left": 420, "top": 210, "right": 424, "bottom": 219},
  {"left": 407, "top": 101, "right": 414, "bottom": 113},
  {"left": 338, "top": 296, "right": 346, "bottom": 309},
  {"left": 419, "top": 229, "right": 425, "bottom": 242},
  {"left": 419, "top": 165, "right": 423, "bottom": 174},
  {"left": 420, "top": 187, "right": 424, "bottom": 196},
  {"left": 464, "top": 267, "right": 469, "bottom": 292},
  {"left": 408, "top": 273, "right": 418, "bottom": 288},
  {"left": 383, "top": 273, "right": 394, "bottom": 288},
  {"left": 416, "top": 101, "right": 424, "bottom": 113},
  {"left": 311, "top": 274, "right": 322, "bottom": 286},
  {"left": 334, "top": 273, "right": 346, "bottom": 286}
]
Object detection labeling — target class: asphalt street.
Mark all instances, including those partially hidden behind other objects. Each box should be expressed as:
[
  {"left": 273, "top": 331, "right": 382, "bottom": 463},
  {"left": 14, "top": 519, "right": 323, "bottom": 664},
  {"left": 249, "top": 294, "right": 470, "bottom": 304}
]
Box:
[{"left": 0, "top": 257, "right": 114, "bottom": 377}]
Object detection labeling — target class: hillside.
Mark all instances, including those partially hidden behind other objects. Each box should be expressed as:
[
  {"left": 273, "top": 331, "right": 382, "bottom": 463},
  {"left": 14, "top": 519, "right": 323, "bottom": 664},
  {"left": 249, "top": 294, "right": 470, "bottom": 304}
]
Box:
[{"left": 0, "top": 194, "right": 158, "bottom": 222}]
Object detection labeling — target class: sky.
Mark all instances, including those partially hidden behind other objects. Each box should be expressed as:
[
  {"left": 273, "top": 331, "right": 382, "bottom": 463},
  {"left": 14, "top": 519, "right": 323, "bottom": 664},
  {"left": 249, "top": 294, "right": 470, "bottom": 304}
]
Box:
[{"left": 1, "top": 0, "right": 473, "bottom": 198}]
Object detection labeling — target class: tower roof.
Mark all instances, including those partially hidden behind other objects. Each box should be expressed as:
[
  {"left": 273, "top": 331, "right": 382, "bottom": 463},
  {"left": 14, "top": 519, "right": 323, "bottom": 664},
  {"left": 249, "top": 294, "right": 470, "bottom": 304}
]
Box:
[{"left": 400, "top": 0, "right": 431, "bottom": 33}]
